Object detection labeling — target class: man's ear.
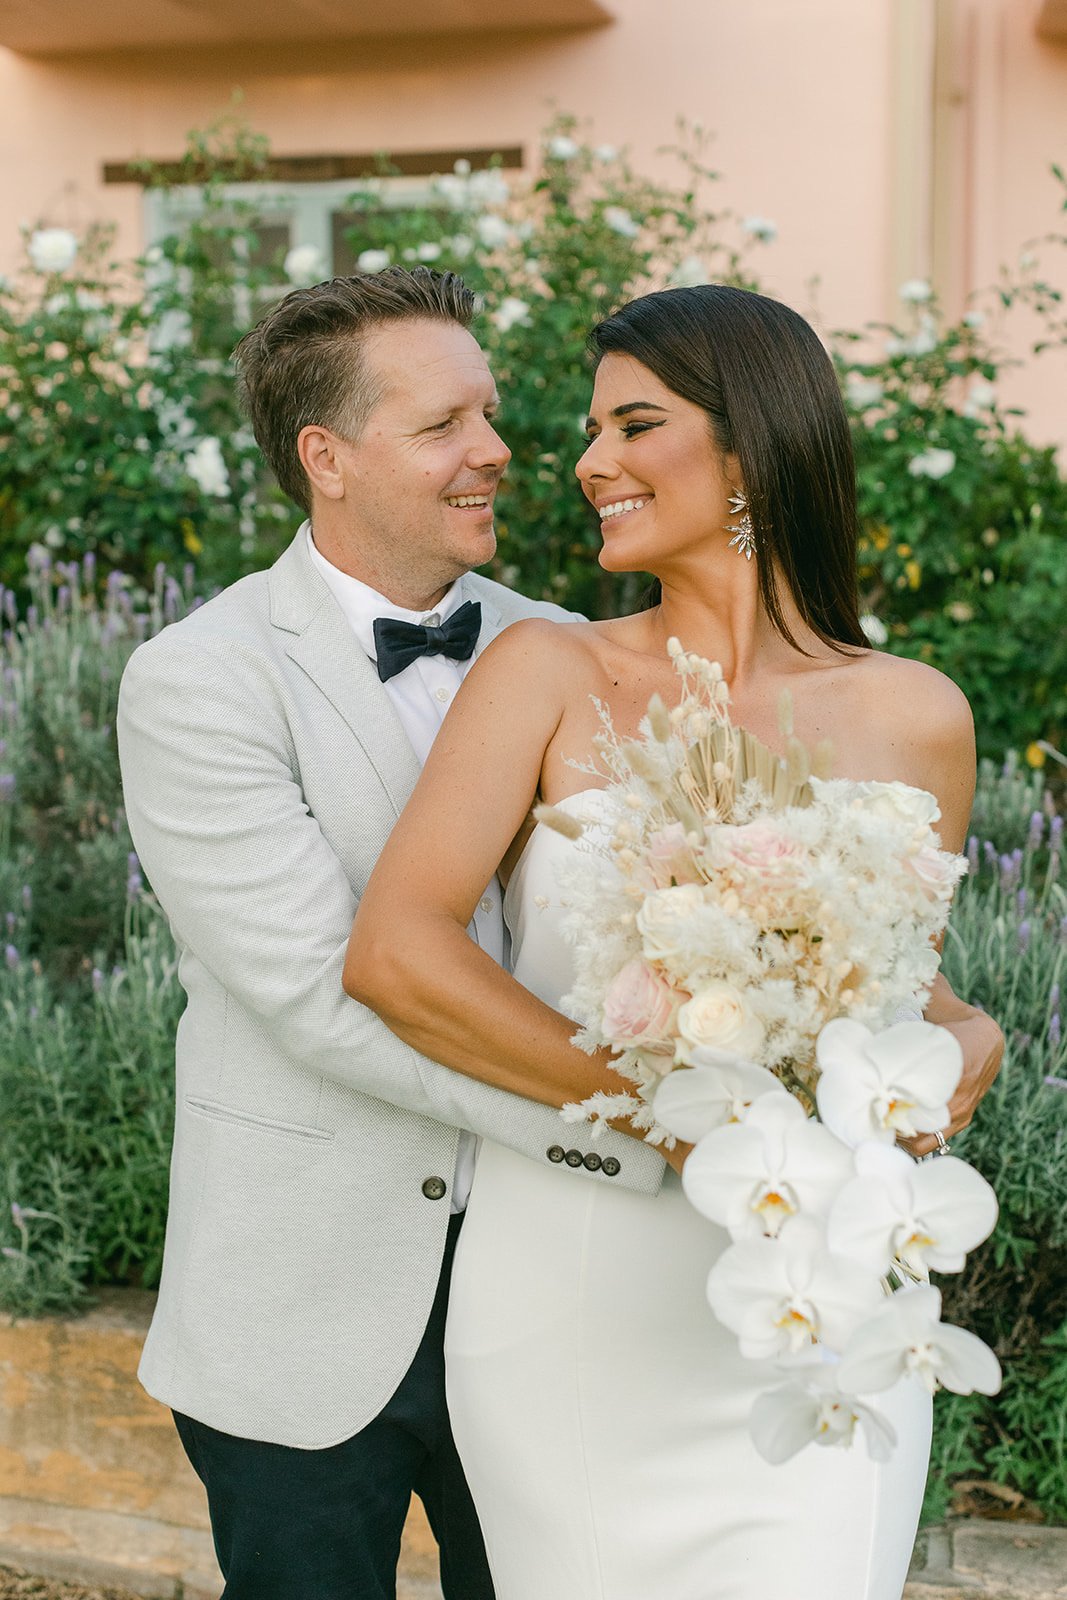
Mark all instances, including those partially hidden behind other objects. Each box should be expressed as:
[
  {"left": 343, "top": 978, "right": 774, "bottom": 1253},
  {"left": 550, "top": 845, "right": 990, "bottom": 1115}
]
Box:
[{"left": 298, "top": 424, "right": 348, "bottom": 502}]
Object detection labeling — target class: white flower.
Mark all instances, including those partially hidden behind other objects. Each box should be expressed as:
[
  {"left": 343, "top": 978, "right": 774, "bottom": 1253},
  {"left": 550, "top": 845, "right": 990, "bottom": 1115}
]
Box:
[
  {"left": 475, "top": 214, "right": 512, "bottom": 250},
  {"left": 284, "top": 244, "right": 324, "bottom": 284},
  {"left": 594, "top": 143, "right": 618, "bottom": 162},
  {"left": 469, "top": 170, "right": 511, "bottom": 208},
  {"left": 416, "top": 241, "right": 443, "bottom": 262},
  {"left": 453, "top": 158, "right": 472, "bottom": 176},
  {"left": 837, "top": 1283, "right": 1001, "bottom": 1397},
  {"left": 907, "top": 447, "right": 956, "bottom": 480},
  {"left": 963, "top": 310, "right": 985, "bottom": 329},
  {"left": 448, "top": 234, "right": 473, "bottom": 260},
  {"left": 670, "top": 255, "right": 708, "bottom": 288},
  {"left": 845, "top": 779, "right": 941, "bottom": 829},
  {"left": 28, "top": 228, "right": 78, "bottom": 274},
  {"left": 965, "top": 380, "right": 996, "bottom": 415},
  {"left": 184, "top": 436, "right": 230, "bottom": 498},
  {"left": 899, "top": 279, "right": 933, "bottom": 303},
  {"left": 859, "top": 613, "right": 888, "bottom": 647},
  {"left": 742, "top": 216, "right": 778, "bottom": 243},
  {"left": 706, "top": 1215, "right": 884, "bottom": 1359},
  {"left": 653, "top": 1058, "right": 783, "bottom": 1142},
  {"left": 490, "top": 296, "right": 532, "bottom": 333},
  {"left": 677, "top": 982, "right": 766, "bottom": 1063},
  {"left": 357, "top": 248, "right": 391, "bottom": 273},
  {"left": 603, "top": 205, "right": 640, "bottom": 239},
  {"left": 749, "top": 1365, "right": 897, "bottom": 1464},
  {"left": 683, "top": 1093, "right": 855, "bottom": 1239},
  {"left": 144, "top": 245, "right": 164, "bottom": 266},
  {"left": 826, "top": 1140, "right": 998, "bottom": 1278},
  {"left": 815, "top": 1019, "right": 962, "bottom": 1146},
  {"left": 547, "top": 134, "right": 580, "bottom": 161},
  {"left": 846, "top": 375, "right": 884, "bottom": 409}
]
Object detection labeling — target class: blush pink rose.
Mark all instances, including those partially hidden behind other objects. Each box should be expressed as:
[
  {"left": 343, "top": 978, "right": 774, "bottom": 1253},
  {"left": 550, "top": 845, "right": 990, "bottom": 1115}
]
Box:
[
  {"left": 906, "top": 844, "right": 964, "bottom": 900},
  {"left": 647, "top": 822, "right": 702, "bottom": 888},
  {"left": 602, "top": 958, "right": 683, "bottom": 1049},
  {"left": 706, "top": 820, "right": 804, "bottom": 881}
]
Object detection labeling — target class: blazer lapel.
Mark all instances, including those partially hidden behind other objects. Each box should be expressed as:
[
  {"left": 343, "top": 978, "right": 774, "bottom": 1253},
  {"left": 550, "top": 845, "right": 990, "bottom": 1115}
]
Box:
[{"left": 269, "top": 530, "right": 422, "bottom": 816}]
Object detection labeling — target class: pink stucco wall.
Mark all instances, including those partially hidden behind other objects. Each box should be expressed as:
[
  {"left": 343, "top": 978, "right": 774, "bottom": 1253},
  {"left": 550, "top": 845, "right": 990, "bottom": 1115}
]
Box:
[{"left": 1, "top": 0, "right": 1064, "bottom": 443}]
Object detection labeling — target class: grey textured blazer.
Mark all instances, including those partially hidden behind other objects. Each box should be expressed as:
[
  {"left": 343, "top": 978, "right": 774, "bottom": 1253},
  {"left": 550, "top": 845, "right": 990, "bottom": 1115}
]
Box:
[{"left": 117, "top": 527, "right": 663, "bottom": 1449}]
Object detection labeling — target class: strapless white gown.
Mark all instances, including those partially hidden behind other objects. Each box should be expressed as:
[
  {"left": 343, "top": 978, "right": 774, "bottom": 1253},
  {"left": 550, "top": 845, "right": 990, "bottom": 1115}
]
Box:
[{"left": 445, "top": 790, "right": 932, "bottom": 1600}]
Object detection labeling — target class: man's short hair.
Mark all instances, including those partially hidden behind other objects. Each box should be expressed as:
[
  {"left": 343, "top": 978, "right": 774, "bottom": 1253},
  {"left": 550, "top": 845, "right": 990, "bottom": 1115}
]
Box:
[{"left": 233, "top": 266, "right": 476, "bottom": 513}]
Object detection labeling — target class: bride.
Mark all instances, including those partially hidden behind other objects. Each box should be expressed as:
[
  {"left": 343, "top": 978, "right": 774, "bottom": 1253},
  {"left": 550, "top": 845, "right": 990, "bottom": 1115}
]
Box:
[{"left": 346, "top": 284, "right": 994, "bottom": 1598}]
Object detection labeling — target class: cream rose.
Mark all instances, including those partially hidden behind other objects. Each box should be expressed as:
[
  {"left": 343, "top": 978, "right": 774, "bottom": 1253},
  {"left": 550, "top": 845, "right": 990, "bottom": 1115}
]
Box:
[
  {"left": 646, "top": 822, "right": 701, "bottom": 888},
  {"left": 677, "top": 983, "right": 765, "bottom": 1060},
  {"left": 850, "top": 781, "right": 941, "bottom": 829},
  {"left": 601, "top": 959, "right": 683, "bottom": 1048},
  {"left": 906, "top": 844, "right": 964, "bottom": 900},
  {"left": 705, "top": 820, "right": 805, "bottom": 881},
  {"left": 636, "top": 884, "right": 707, "bottom": 964}
]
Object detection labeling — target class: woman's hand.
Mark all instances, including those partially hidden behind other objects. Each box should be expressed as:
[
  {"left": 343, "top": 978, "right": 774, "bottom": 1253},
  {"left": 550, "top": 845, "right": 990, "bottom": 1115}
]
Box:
[{"left": 900, "top": 974, "right": 1004, "bottom": 1158}]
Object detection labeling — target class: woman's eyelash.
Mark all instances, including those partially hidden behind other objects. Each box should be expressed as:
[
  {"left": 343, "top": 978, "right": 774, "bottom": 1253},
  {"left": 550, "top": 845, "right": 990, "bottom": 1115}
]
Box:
[{"left": 621, "top": 420, "right": 660, "bottom": 438}]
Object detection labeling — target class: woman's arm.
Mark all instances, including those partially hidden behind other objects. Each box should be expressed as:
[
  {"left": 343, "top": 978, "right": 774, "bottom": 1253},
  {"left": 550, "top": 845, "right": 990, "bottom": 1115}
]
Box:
[
  {"left": 882, "top": 659, "right": 1004, "bottom": 1152},
  {"left": 344, "top": 620, "right": 642, "bottom": 1119}
]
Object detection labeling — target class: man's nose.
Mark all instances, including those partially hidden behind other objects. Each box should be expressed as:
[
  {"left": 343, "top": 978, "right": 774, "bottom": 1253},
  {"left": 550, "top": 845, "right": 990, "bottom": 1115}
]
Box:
[{"left": 470, "top": 418, "right": 511, "bottom": 471}]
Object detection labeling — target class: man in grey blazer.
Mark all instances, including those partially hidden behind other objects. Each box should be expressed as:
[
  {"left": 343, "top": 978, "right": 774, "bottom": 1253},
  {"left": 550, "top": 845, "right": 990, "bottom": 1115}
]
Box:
[{"left": 117, "top": 267, "right": 665, "bottom": 1598}]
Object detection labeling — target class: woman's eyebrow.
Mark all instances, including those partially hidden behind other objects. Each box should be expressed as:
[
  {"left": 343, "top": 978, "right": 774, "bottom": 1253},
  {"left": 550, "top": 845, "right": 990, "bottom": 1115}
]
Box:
[{"left": 584, "top": 401, "right": 669, "bottom": 429}]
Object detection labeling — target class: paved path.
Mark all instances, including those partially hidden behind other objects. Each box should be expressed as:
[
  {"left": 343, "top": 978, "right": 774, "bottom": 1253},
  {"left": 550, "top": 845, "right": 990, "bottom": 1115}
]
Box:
[{"left": 4, "top": 1519, "right": 1066, "bottom": 1599}]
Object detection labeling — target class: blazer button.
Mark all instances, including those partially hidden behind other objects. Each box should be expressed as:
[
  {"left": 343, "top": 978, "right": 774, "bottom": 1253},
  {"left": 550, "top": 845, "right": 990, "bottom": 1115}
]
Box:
[
  {"left": 422, "top": 1176, "right": 448, "bottom": 1201},
  {"left": 583, "top": 1151, "right": 602, "bottom": 1171},
  {"left": 547, "top": 1145, "right": 566, "bottom": 1163},
  {"left": 601, "top": 1157, "right": 621, "bottom": 1177},
  {"left": 564, "top": 1148, "right": 584, "bottom": 1167}
]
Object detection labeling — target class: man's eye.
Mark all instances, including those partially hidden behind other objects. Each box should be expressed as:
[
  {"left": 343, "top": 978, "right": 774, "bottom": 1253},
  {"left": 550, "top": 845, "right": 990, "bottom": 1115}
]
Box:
[{"left": 431, "top": 418, "right": 454, "bottom": 431}]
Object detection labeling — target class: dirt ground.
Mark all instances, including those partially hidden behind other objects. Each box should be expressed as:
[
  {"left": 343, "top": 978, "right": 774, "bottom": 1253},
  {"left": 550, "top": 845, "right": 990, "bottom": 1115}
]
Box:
[{"left": 0, "top": 1570, "right": 141, "bottom": 1600}]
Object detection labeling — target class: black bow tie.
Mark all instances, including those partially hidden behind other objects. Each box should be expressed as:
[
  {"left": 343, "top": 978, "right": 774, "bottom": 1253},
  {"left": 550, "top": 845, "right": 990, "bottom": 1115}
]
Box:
[{"left": 372, "top": 599, "right": 482, "bottom": 684}]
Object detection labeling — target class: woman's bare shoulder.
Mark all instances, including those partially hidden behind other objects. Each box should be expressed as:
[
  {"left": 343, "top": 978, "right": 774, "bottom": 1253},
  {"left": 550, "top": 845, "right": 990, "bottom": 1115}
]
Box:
[
  {"left": 855, "top": 649, "right": 973, "bottom": 747},
  {"left": 474, "top": 615, "right": 608, "bottom": 680}
]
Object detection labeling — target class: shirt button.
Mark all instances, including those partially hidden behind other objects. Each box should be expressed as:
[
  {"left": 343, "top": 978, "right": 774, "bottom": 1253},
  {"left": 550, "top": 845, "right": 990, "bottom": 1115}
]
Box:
[
  {"left": 434, "top": 686, "right": 451, "bottom": 703},
  {"left": 479, "top": 897, "right": 493, "bottom": 914}
]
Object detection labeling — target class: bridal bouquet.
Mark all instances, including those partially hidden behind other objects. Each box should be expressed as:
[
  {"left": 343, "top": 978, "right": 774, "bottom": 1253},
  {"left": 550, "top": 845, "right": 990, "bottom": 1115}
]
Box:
[{"left": 541, "top": 640, "right": 1001, "bottom": 1463}]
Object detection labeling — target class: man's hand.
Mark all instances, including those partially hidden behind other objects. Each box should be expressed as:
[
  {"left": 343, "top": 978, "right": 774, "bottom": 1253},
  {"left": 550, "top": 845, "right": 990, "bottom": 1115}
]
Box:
[{"left": 903, "top": 972, "right": 1004, "bottom": 1158}]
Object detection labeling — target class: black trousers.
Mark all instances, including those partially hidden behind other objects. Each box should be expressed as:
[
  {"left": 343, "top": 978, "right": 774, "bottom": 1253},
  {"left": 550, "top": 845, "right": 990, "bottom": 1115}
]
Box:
[{"left": 174, "top": 1214, "right": 493, "bottom": 1600}]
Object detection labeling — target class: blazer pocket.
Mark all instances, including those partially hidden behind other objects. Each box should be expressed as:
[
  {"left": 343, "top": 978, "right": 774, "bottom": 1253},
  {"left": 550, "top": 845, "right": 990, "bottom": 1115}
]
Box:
[{"left": 185, "top": 1096, "right": 335, "bottom": 1144}]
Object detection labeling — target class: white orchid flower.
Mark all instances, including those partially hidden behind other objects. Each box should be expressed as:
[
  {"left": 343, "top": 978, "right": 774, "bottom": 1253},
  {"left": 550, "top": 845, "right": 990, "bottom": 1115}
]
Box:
[
  {"left": 706, "top": 1215, "right": 884, "bottom": 1360},
  {"left": 826, "top": 1141, "right": 998, "bottom": 1278},
  {"left": 838, "top": 1283, "right": 1001, "bottom": 1397},
  {"left": 815, "top": 1019, "right": 962, "bottom": 1146},
  {"left": 653, "top": 1056, "right": 784, "bottom": 1143},
  {"left": 684, "top": 1092, "right": 855, "bottom": 1239},
  {"left": 749, "top": 1364, "right": 897, "bottom": 1464}
]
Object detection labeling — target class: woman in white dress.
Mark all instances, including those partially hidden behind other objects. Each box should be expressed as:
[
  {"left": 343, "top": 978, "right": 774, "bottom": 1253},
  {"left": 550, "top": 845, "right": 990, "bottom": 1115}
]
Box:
[{"left": 346, "top": 284, "right": 995, "bottom": 1598}]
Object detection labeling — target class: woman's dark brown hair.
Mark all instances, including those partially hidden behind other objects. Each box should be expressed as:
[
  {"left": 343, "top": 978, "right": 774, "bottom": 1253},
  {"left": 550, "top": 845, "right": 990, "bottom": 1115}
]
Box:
[{"left": 588, "top": 284, "right": 866, "bottom": 651}]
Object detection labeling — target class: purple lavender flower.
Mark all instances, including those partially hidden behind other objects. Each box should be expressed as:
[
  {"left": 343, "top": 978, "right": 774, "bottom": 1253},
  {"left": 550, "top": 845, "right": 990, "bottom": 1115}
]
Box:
[
  {"left": 1052, "top": 816, "right": 1064, "bottom": 854},
  {"left": 1, "top": 590, "right": 14, "bottom": 624},
  {"left": 4, "top": 913, "right": 15, "bottom": 936},
  {"left": 164, "top": 578, "right": 181, "bottom": 623},
  {"left": 91, "top": 967, "right": 104, "bottom": 993},
  {"left": 4, "top": 944, "right": 19, "bottom": 970},
  {"left": 0, "top": 774, "right": 14, "bottom": 802},
  {"left": 57, "top": 584, "right": 71, "bottom": 612},
  {"left": 1018, "top": 920, "right": 1031, "bottom": 954},
  {"left": 967, "top": 836, "right": 979, "bottom": 873},
  {"left": 126, "top": 851, "right": 143, "bottom": 901},
  {"left": 1051, "top": 983, "right": 1061, "bottom": 1012},
  {"left": 1028, "top": 811, "right": 1045, "bottom": 849},
  {"left": 1051, "top": 1013, "right": 1062, "bottom": 1049},
  {"left": 983, "top": 839, "right": 998, "bottom": 867},
  {"left": 82, "top": 551, "right": 96, "bottom": 585},
  {"left": 1017, "top": 888, "right": 1029, "bottom": 914},
  {"left": 26, "top": 605, "right": 38, "bottom": 629},
  {"left": 21, "top": 885, "right": 31, "bottom": 911}
]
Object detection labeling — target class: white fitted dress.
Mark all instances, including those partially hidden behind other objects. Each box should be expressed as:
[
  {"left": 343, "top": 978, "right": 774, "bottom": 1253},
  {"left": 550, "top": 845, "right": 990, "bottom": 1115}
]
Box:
[{"left": 444, "top": 790, "right": 933, "bottom": 1600}]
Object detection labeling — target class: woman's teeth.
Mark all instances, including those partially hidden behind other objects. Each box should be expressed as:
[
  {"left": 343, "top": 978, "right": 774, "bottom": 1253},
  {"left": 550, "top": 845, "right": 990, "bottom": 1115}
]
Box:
[{"left": 599, "top": 497, "right": 649, "bottom": 522}]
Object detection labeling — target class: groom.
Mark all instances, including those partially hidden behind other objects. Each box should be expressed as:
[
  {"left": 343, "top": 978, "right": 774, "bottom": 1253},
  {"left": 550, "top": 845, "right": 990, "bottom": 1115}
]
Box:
[
  {"left": 116, "top": 266, "right": 666, "bottom": 1599},
  {"left": 117, "top": 266, "right": 1002, "bottom": 1598}
]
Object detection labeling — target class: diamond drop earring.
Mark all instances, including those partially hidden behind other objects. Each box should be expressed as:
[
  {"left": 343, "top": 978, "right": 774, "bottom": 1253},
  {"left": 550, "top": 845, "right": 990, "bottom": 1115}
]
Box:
[{"left": 725, "top": 489, "right": 756, "bottom": 560}]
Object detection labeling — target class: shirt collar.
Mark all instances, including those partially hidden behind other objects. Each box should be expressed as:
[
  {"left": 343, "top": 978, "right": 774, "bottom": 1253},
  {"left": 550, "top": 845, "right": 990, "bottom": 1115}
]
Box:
[{"left": 305, "top": 524, "right": 466, "bottom": 663}]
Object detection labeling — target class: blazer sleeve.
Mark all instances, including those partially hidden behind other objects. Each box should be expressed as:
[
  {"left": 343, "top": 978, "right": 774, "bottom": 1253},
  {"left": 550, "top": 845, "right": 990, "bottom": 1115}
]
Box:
[{"left": 117, "top": 629, "right": 664, "bottom": 1194}]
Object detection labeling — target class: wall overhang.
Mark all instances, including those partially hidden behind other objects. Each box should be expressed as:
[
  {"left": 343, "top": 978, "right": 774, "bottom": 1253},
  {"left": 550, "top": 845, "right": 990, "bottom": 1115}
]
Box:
[
  {"left": 0, "top": 0, "right": 613, "bottom": 56},
  {"left": 1036, "top": 0, "right": 1067, "bottom": 43}
]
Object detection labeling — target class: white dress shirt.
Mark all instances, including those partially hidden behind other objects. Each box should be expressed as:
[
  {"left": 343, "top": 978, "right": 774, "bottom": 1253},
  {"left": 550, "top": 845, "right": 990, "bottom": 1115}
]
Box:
[{"left": 307, "top": 525, "right": 502, "bottom": 1210}]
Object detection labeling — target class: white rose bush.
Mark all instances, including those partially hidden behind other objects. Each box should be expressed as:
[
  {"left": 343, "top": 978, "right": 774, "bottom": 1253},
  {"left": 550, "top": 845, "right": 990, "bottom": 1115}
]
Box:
[{"left": 539, "top": 643, "right": 1000, "bottom": 1462}]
